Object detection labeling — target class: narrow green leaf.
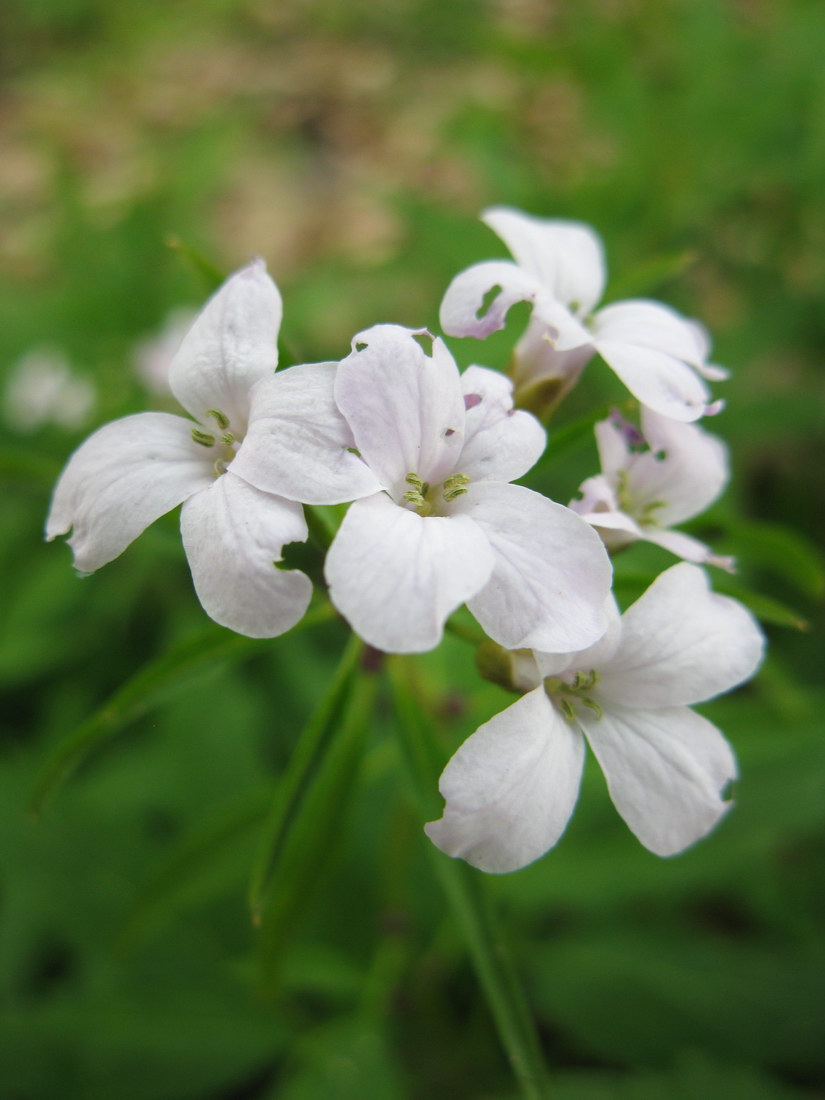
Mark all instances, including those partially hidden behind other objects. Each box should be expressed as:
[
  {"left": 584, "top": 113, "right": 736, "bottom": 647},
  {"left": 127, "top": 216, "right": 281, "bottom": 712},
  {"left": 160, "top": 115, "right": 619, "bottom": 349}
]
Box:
[
  {"left": 714, "top": 582, "right": 809, "bottom": 631},
  {"left": 30, "top": 602, "right": 336, "bottom": 817},
  {"left": 720, "top": 516, "right": 825, "bottom": 599},
  {"left": 249, "top": 632, "right": 367, "bottom": 919},
  {"left": 387, "top": 658, "right": 551, "bottom": 1100},
  {"left": 602, "top": 249, "right": 697, "bottom": 302},
  {"left": 165, "top": 236, "right": 226, "bottom": 292},
  {"left": 254, "top": 642, "right": 378, "bottom": 987}
]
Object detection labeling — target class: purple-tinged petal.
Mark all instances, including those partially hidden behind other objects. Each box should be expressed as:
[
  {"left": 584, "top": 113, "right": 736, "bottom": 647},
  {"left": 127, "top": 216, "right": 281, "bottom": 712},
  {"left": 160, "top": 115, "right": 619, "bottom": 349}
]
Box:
[
  {"left": 593, "top": 339, "right": 714, "bottom": 422},
  {"left": 439, "top": 260, "right": 546, "bottom": 339},
  {"left": 335, "top": 326, "right": 465, "bottom": 494},
  {"left": 596, "top": 563, "right": 764, "bottom": 708},
  {"left": 642, "top": 527, "right": 736, "bottom": 572},
  {"left": 169, "top": 259, "right": 281, "bottom": 433},
  {"left": 46, "top": 412, "right": 213, "bottom": 572},
  {"left": 180, "top": 472, "right": 311, "bottom": 638},
  {"left": 324, "top": 493, "right": 495, "bottom": 653},
  {"left": 425, "top": 687, "right": 585, "bottom": 873},
  {"left": 457, "top": 483, "right": 612, "bottom": 652},
  {"left": 231, "top": 361, "right": 382, "bottom": 505},
  {"left": 580, "top": 703, "right": 737, "bottom": 856}
]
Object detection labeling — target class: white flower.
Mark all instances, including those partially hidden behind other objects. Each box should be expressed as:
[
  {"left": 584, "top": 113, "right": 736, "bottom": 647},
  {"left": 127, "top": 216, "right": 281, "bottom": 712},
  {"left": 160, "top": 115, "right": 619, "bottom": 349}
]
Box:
[
  {"left": 425, "top": 563, "right": 764, "bottom": 872},
  {"left": 324, "top": 324, "right": 613, "bottom": 654},
  {"left": 439, "top": 207, "right": 727, "bottom": 422},
  {"left": 4, "top": 348, "right": 95, "bottom": 432},
  {"left": 570, "top": 407, "right": 735, "bottom": 570},
  {"left": 46, "top": 260, "right": 373, "bottom": 638}
]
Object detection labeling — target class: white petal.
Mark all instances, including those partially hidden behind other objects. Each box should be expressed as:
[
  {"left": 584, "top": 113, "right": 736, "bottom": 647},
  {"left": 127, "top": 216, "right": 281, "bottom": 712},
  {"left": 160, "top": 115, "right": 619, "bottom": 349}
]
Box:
[
  {"left": 229, "top": 361, "right": 382, "bottom": 505},
  {"left": 180, "top": 472, "right": 311, "bottom": 638},
  {"left": 684, "top": 319, "right": 730, "bottom": 381},
  {"left": 596, "top": 563, "right": 764, "bottom": 708},
  {"left": 46, "top": 412, "right": 212, "bottom": 572},
  {"left": 642, "top": 527, "right": 736, "bottom": 572},
  {"left": 629, "top": 408, "right": 729, "bottom": 526},
  {"left": 334, "top": 326, "right": 466, "bottom": 494},
  {"left": 168, "top": 259, "right": 282, "bottom": 432},
  {"left": 482, "top": 207, "right": 606, "bottom": 314},
  {"left": 324, "top": 493, "right": 495, "bottom": 653},
  {"left": 458, "top": 483, "right": 612, "bottom": 652},
  {"left": 439, "top": 260, "right": 547, "bottom": 339},
  {"left": 580, "top": 704, "right": 737, "bottom": 856},
  {"left": 593, "top": 417, "right": 632, "bottom": 487},
  {"left": 594, "top": 338, "right": 714, "bottom": 422},
  {"left": 425, "top": 687, "right": 585, "bottom": 873},
  {"left": 458, "top": 365, "right": 546, "bottom": 482}
]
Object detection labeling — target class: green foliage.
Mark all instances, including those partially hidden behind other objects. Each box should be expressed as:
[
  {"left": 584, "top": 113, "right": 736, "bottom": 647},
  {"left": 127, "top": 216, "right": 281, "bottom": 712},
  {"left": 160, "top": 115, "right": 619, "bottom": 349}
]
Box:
[{"left": 1, "top": 0, "right": 823, "bottom": 1096}]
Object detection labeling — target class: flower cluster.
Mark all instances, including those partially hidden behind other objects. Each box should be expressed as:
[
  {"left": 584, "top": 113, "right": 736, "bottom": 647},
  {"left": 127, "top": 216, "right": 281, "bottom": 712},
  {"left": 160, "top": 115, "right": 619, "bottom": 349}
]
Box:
[{"left": 47, "top": 207, "right": 764, "bottom": 870}]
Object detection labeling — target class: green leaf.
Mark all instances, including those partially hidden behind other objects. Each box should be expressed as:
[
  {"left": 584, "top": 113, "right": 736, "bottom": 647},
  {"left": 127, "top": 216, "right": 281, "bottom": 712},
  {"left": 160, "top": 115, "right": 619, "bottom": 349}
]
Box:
[
  {"left": 165, "top": 235, "right": 226, "bottom": 292},
  {"left": 30, "top": 603, "right": 336, "bottom": 817},
  {"left": 254, "top": 637, "right": 378, "bottom": 986},
  {"left": 603, "top": 249, "right": 697, "bottom": 302},
  {"left": 713, "top": 582, "right": 810, "bottom": 631},
  {"left": 721, "top": 516, "right": 825, "bottom": 599}
]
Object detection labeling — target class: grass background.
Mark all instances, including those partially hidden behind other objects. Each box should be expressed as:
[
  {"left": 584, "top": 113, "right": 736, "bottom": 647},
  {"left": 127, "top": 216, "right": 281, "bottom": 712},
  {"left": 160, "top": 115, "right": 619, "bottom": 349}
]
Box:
[{"left": 1, "top": 0, "right": 823, "bottom": 1096}]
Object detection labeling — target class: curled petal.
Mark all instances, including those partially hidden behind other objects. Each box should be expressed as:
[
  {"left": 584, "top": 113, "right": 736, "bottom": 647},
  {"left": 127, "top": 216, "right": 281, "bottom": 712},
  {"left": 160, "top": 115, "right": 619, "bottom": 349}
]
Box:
[
  {"left": 46, "top": 412, "right": 212, "bottom": 573},
  {"left": 425, "top": 687, "right": 585, "bottom": 873},
  {"left": 231, "top": 361, "right": 382, "bottom": 505},
  {"left": 594, "top": 339, "right": 714, "bottom": 422},
  {"left": 482, "top": 207, "right": 606, "bottom": 315},
  {"left": 643, "top": 527, "right": 735, "bottom": 572},
  {"left": 180, "top": 472, "right": 311, "bottom": 639},
  {"left": 324, "top": 493, "right": 495, "bottom": 653},
  {"left": 169, "top": 259, "right": 281, "bottom": 432},
  {"left": 458, "top": 365, "right": 546, "bottom": 483},
  {"left": 335, "top": 325, "right": 466, "bottom": 493},
  {"left": 439, "top": 260, "right": 546, "bottom": 339},
  {"left": 596, "top": 563, "right": 764, "bottom": 708},
  {"left": 580, "top": 704, "right": 737, "bottom": 857},
  {"left": 458, "top": 483, "right": 612, "bottom": 652}
]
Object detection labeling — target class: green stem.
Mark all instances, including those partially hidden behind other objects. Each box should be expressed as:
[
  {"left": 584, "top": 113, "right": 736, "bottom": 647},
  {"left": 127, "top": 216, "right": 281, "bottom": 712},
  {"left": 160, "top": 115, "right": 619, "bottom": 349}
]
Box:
[{"left": 387, "top": 657, "right": 551, "bottom": 1099}]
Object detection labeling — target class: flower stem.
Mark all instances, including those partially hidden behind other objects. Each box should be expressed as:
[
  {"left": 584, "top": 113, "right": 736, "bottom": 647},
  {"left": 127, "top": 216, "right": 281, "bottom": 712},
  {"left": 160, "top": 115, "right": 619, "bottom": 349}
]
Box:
[{"left": 387, "top": 657, "right": 551, "bottom": 1099}]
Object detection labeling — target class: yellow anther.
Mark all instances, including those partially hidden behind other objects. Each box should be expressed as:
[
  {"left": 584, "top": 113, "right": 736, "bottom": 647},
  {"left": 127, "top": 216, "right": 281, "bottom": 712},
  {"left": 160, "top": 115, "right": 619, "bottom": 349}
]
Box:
[
  {"left": 191, "top": 428, "right": 216, "bottom": 447},
  {"left": 207, "top": 409, "right": 230, "bottom": 430}
]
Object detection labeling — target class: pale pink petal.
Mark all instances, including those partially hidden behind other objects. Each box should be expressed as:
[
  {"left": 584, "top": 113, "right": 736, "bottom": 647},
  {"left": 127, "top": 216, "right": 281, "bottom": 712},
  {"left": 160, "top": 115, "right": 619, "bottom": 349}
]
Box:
[
  {"left": 180, "top": 472, "right": 311, "bottom": 638},
  {"left": 169, "top": 259, "right": 281, "bottom": 433},
  {"left": 324, "top": 493, "right": 495, "bottom": 653},
  {"left": 229, "top": 361, "right": 382, "bottom": 505},
  {"left": 596, "top": 563, "right": 764, "bottom": 708},
  {"left": 439, "top": 260, "right": 547, "bottom": 339},
  {"left": 482, "top": 207, "right": 606, "bottom": 314},
  {"left": 457, "top": 483, "right": 612, "bottom": 652},
  {"left": 425, "top": 687, "right": 585, "bottom": 872},
  {"left": 334, "top": 326, "right": 465, "bottom": 494},
  {"left": 642, "top": 527, "right": 736, "bottom": 572},
  {"left": 684, "top": 319, "right": 730, "bottom": 381},
  {"left": 46, "top": 412, "right": 213, "bottom": 572},
  {"left": 579, "top": 704, "right": 737, "bottom": 856},
  {"left": 630, "top": 409, "right": 729, "bottom": 526},
  {"left": 457, "top": 365, "right": 546, "bottom": 482}
]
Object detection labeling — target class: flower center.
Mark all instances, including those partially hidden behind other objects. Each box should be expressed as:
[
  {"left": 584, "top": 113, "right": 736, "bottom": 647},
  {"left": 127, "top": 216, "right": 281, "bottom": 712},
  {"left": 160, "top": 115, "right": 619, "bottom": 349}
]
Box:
[
  {"left": 401, "top": 471, "right": 471, "bottom": 516},
  {"left": 190, "top": 408, "right": 241, "bottom": 476},
  {"left": 544, "top": 668, "right": 603, "bottom": 721}
]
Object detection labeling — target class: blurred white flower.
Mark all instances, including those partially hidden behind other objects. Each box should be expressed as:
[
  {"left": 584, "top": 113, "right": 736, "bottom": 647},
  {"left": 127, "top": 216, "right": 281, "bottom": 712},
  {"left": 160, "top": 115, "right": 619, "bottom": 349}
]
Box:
[
  {"left": 323, "top": 324, "right": 612, "bottom": 654},
  {"left": 570, "top": 408, "right": 734, "bottom": 570},
  {"left": 132, "top": 307, "right": 198, "bottom": 394},
  {"left": 4, "top": 348, "right": 95, "bottom": 432},
  {"left": 426, "top": 563, "right": 764, "bottom": 872},
  {"left": 440, "top": 207, "right": 727, "bottom": 421}
]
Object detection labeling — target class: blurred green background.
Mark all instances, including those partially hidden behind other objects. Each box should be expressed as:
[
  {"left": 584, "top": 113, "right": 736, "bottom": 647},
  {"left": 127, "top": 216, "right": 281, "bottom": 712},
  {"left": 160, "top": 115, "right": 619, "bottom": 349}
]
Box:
[{"left": 1, "top": 0, "right": 823, "bottom": 1097}]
